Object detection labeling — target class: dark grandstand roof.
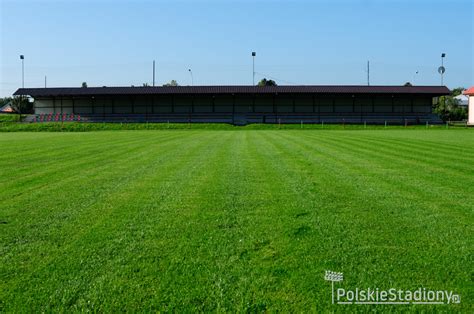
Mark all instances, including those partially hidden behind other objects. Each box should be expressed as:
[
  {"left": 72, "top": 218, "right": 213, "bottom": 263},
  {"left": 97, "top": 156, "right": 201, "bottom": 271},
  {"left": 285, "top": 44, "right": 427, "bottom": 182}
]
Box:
[{"left": 14, "top": 85, "right": 450, "bottom": 97}]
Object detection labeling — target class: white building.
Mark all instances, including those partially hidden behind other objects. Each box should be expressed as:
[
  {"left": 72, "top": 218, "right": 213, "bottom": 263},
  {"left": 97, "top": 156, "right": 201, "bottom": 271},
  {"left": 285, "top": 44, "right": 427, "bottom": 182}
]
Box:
[
  {"left": 464, "top": 87, "right": 474, "bottom": 125},
  {"left": 454, "top": 94, "right": 469, "bottom": 108}
]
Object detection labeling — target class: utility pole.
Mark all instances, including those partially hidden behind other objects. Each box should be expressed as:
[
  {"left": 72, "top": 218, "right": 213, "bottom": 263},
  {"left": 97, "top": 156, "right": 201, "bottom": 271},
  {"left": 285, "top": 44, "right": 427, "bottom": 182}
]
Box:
[
  {"left": 188, "top": 69, "right": 193, "bottom": 86},
  {"left": 20, "top": 55, "right": 24, "bottom": 88},
  {"left": 440, "top": 53, "right": 446, "bottom": 86},
  {"left": 252, "top": 52, "right": 256, "bottom": 85},
  {"left": 152, "top": 60, "right": 155, "bottom": 87},
  {"left": 367, "top": 60, "right": 370, "bottom": 86}
]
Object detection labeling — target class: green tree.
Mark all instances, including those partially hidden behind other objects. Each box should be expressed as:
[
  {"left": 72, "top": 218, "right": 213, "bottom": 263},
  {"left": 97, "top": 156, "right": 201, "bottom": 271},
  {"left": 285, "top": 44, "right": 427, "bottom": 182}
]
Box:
[
  {"left": 10, "top": 96, "right": 33, "bottom": 119},
  {"left": 257, "top": 78, "right": 277, "bottom": 86},
  {"left": 163, "top": 80, "right": 179, "bottom": 87},
  {"left": 403, "top": 82, "right": 413, "bottom": 87},
  {"left": 0, "top": 97, "right": 12, "bottom": 108},
  {"left": 433, "top": 87, "right": 467, "bottom": 121},
  {"left": 451, "top": 87, "right": 464, "bottom": 96},
  {"left": 81, "top": 82, "right": 88, "bottom": 88}
]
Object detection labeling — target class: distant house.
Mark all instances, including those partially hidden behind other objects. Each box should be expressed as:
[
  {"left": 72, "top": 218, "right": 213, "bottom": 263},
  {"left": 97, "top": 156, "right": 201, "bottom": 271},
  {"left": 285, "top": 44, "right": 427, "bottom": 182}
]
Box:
[
  {"left": 0, "top": 102, "right": 14, "bottom": 113},
  {"left": 454, "top": 94, "right": 468, "bottom": 108}
]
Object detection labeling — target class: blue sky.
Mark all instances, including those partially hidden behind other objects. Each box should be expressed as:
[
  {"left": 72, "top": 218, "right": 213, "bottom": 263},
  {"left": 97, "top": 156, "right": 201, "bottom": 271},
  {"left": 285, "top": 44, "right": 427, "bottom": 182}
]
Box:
[{"left": 1, "top": 0, "right": 473, "bottom": 96}]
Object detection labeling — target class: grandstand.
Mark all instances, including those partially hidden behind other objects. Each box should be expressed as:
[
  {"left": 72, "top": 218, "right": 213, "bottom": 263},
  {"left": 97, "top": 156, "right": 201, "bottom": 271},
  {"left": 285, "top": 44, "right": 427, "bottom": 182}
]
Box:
[{"left": 14, "top": 85, "right": 449, "bottom": 124}]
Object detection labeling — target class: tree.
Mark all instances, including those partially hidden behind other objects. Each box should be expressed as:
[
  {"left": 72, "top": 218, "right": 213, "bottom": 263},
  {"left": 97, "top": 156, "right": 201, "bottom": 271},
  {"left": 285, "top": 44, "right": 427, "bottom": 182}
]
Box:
[
  {"left": 163, "top": 80, "right": 179, "bottom": 87},
  {"left": 0, "top": 97, "right": 12, "bottom": 108},
  {"left": 10, "top": 96, "right": 33, "bottom": 117},
  {"left": 433, "top": 87, "right": 467, "bottom": 121},
  {"left": 451, "top": 87, "right": 464, "bottom": 96},
  {"left": 403, "top": 82, "right": 413, "bottom": 87},
  {"left": 143, "top": 83, "right": 150, "bottom": 87},
  {"left": 258, "top": 78, "right": 277, "bottom": 86},
  {"left": 81, "top": 82, "right": 88, "bottom": 88}
]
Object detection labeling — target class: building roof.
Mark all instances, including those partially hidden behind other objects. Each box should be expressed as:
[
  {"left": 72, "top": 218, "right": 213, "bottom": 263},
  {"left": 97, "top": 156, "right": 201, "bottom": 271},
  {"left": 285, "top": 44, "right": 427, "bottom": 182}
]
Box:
[
  {"left": 454, "top": 94, "right": 468, "bottom": 106},
  {"left": 0, "top": 103, "right": 14, "bottom": 113},
  {"left": 463, "top": 86, "right": 474, "bottom": 96},
  {"left": 14, "top": 85, "right": 450, "bottom": 97}
]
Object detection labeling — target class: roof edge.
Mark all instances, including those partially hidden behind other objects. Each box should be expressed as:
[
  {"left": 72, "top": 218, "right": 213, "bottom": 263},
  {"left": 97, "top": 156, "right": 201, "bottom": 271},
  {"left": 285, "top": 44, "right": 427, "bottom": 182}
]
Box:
[
  {"left": 13, "top": 85, "right": 451, "bottom": 97},
  {"left": 463, "top": 86, "right": 474, "bottom": 95}
]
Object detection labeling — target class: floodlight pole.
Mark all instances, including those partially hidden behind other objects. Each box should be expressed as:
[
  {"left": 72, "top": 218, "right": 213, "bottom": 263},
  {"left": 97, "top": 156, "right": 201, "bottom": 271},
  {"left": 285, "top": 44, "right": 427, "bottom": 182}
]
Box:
[
  {"left": 441, "top": 53, "right": 445, "bottom": 86},
  {"left": 367, "top": 60, "right": 370, "bottom": 86},
  {"left": 20, "top": 55, "right": 24, "bottom": 88},
  {"left": 413, "top": 71, "right": 418, "bottom": 85},
  {"left": 153, "top": 60, "right": 155, "bottom": 87},
  {"left": 188, "top": 69, "right": 193, "bottom": 86},
  {"left": 252, "top": 52, "right": 256, "bottom": 85}
]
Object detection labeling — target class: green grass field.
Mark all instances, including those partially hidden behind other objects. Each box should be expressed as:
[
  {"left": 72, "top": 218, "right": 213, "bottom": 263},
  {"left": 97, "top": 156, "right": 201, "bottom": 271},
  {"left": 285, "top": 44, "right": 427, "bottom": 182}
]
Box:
[{"left": 0, "top": 129, "right": 473, "bottom": 311}]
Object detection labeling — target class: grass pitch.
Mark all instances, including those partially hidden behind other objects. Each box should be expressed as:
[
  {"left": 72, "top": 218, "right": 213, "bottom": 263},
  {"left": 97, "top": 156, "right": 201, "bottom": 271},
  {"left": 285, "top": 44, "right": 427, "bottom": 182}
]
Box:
[{"left": 0, "top": 129, "right": 472, "bottom": 311}]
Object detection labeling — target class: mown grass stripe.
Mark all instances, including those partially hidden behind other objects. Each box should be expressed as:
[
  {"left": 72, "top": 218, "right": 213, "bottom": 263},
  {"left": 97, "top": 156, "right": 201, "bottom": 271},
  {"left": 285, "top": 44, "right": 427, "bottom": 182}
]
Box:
[
  {"left": 279, "top": 132, "right": 473, "bottom": 217},
  {"left": 0, "top": 132, "right": 187, "bottom": 202},
  {"left": 1, "top": 132, "right": 227, "bottom": 310},
  {"left": 259, "top": 132, "right": 471, "bottom": 299}
]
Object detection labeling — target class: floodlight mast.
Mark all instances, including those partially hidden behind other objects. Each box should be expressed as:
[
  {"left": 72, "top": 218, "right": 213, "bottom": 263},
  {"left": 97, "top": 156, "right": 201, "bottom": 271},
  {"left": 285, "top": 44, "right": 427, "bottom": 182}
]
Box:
[
  {"left": 153, "top": 60, "right": 155, "bottom": 87},
  {"left": 252, "top": 52, "right": 256, "bottom": 85},
  {"left": 441, "top": 53, "right": 446, "bottom": 86},
  {"left": 367, "top": 61, "right": 370, "bottom": 86},
  {"left": 188, "top": 69, "right": 193, "bottom": 86},
  {"left": 20, "top": 55, "right": 24, "bottom": 88}
]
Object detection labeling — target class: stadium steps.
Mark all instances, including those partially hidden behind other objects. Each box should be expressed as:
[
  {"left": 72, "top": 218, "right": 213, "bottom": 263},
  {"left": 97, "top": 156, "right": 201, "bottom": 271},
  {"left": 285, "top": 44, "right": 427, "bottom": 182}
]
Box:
[{"left": 24, "top": 113, "right": 444, "bottom": 125}]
